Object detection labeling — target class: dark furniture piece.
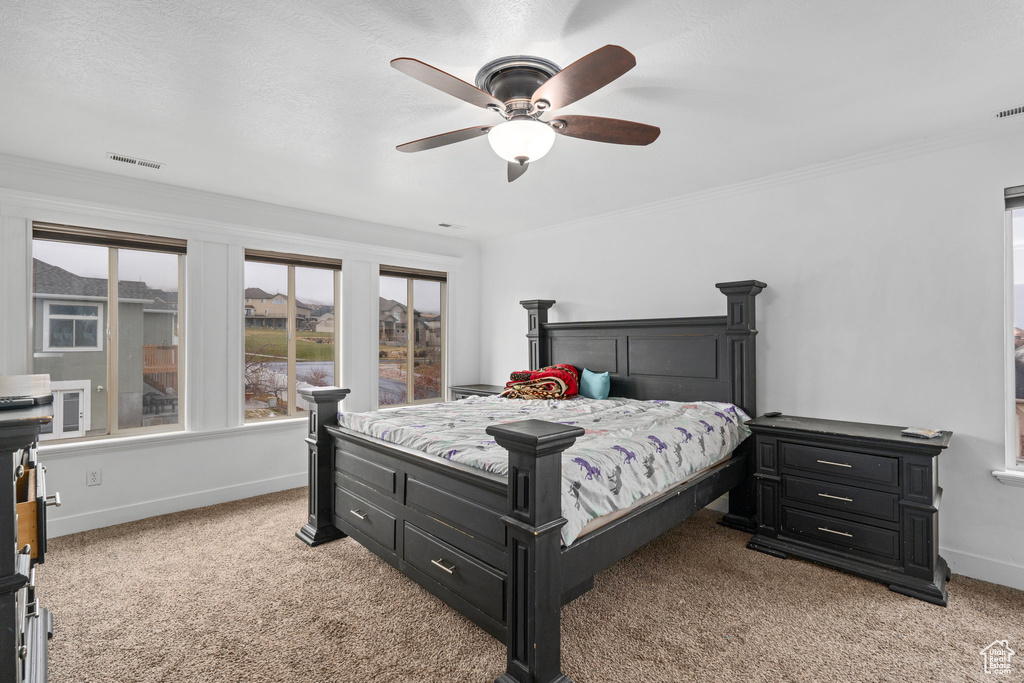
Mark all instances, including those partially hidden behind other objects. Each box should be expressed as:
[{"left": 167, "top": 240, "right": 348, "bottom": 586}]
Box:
[
  {"left": 449, "top": 383, "right": 505, "bottom": 400},
  {"left": 746, "top": 415, "right": 951, "bottom": 606},
  {"left": 1, "top": 404, "right": 56, "bottom": 682},
  {"left": 299, "top": 280, "right": 766, "bottom": 683}
]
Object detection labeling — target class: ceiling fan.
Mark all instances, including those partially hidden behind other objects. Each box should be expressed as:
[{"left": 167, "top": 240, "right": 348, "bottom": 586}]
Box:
[{"left": 391, "top": 45, "right": 661, "bottom": 182}]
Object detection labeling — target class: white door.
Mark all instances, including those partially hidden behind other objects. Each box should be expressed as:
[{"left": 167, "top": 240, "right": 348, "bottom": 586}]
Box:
[{"left": 39, "top": 380, "right": 90, "bottom": 441}]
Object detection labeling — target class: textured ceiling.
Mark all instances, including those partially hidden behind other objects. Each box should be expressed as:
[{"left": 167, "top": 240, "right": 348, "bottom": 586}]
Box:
[{"left": 1, "top": 0, "right": 1022, "bottom": 241}]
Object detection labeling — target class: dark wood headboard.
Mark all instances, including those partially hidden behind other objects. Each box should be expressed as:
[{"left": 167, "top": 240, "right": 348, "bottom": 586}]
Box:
[{"left": 520, "top": 281, "right": 766, "bottom": 417}]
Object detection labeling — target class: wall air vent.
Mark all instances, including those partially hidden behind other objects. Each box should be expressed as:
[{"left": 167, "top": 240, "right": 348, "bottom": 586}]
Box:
[
  {"left": 107, "top": 152, "right": 164, "bottom": 170},
  {"left": 996, "top": 105, "right": 1024, "bottom": 119}
]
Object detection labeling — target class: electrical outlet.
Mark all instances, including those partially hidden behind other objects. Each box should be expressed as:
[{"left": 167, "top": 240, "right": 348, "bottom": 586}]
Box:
[{"left": 86, "top": 469, "right": 102, "bottom": 486}]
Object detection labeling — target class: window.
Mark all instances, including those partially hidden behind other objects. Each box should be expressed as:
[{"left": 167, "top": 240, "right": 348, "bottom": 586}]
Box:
[
  {"left": 244, "top": 250, "right": 341, "bottom": 422},
  {"left": 43, "top": 302, "right": 103, "bottom": 351},
  {"left": 32, "top": 223, "right": 186, "bottom": 440},
  {"left": 378, "top": 267, "right": 446, "bottom": 408},
  {"left": 1009, "top": 186, "right": 1024, "bottom": 472}
]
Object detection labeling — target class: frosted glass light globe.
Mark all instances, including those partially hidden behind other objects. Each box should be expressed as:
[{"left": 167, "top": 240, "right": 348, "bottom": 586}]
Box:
[{"left": 487, "top": 120, "right": 556, "bottom": 163}]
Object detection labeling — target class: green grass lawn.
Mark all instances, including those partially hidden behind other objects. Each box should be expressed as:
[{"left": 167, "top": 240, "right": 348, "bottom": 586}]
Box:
[{"left": 245, "top": 328, "right": 334, "bottom": 362}]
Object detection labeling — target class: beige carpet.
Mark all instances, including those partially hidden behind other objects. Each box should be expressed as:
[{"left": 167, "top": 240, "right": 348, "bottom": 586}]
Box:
[{"left": 37, "top": 488, "right": 1024, "bottom": 682}]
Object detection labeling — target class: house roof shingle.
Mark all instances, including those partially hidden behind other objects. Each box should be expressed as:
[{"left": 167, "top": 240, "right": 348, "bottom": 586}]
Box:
[{"left": 33, "top": 259, "right": 163, "bottom": 302}]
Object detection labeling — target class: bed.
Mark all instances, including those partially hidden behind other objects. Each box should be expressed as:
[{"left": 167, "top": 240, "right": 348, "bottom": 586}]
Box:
[{"left": 297, "top": 280, "right": 766, "bottom": 683}]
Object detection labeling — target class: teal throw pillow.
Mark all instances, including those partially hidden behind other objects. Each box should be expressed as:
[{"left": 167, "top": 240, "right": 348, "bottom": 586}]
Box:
[{"left": 580, "top": 368, "right": 610, "bottom": 400}]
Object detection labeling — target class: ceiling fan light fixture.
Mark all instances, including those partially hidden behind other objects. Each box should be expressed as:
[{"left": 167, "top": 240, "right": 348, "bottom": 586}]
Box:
[{"left": 487, "top": 119, "right": 555, "bottom": 163}]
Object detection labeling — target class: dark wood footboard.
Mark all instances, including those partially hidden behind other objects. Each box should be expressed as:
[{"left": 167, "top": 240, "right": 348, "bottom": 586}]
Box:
[{"left": 297, "top": 279, "right": 766, "bottom": 683}]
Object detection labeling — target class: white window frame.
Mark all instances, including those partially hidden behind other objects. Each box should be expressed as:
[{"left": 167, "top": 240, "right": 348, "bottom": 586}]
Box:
[
  {"left": 32, "top": 223, "right": 187, "bottom": 442},
  {"left": 999, "top": 202, "right": 1024, "bottom": 486},
  {"left": 243, "top": 251, "right": 342, "bottom": 423},
  {"left": 42, "top": 300, "right": 104, "bottom": 352},
  {"left": 377, "top": 271, "right": 447, "bottom": 410}
]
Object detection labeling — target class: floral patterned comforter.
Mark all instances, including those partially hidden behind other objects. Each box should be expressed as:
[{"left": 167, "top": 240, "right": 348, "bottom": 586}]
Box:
[{"left": 338, "top": 396, "right": 750, "bottom": 546}]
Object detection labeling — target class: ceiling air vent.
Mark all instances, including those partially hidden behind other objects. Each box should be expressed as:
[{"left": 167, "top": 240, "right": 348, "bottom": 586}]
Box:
[
  {"left": 107, "top": 152, "right": 164, "bottom": 170},
  {"left": 996, "top": 105, "right": 1024, "bottom": 119}
]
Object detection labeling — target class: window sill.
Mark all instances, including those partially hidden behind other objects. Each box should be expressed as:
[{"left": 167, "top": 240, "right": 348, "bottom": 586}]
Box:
[
  {"left": 38, "top": 417, "right": 306, "bottom": 460},
  {"left": 992, "top": 469, "right": 1024, "bottom": 487}
]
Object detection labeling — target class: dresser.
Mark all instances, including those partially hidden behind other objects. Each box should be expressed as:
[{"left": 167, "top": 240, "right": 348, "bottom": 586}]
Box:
[
  {"left": 1, "top": 404, "right": 56, "bottom": 682},
  {"left": 746, "top": 415, "right": 951, "bottom": 606},
  {"left": 448, "top": 384, "right": 504, "bottom": 400}
]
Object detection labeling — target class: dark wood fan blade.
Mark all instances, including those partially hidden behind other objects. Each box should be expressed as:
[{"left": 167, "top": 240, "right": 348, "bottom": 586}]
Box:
[
  {"left": 531, "top": 45, "right": 636, "bottom": 111},
  {"left": 550, "top": 115, "right": 660, "bottom": 145},
  {"left": 396, "top": 125, "right": 493, "bottom": 153},
  {"left": 508, "top": 160, "right": 529, "bottom": 182},
  {"left": 391, "top": 58, "right": 503, "bottom": 110}
]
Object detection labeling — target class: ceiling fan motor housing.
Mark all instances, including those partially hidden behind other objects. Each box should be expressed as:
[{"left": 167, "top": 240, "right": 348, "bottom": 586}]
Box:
[{"left": 475, "top": 56, "right": 561, "bottom": 113}]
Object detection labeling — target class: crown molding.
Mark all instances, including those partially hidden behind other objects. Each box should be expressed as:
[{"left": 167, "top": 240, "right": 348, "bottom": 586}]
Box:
[
  {"left": 485, "top": 117, "right": 1024, "bottom": 247},
  {"left": 0, "top": 153, "right": 470, "bottom": 268}
]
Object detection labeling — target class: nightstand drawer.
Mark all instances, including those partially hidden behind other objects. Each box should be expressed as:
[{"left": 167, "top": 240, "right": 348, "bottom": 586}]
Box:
[
  {"left": 782, "top": 475, "right": 900, "bottom": 522},
  {"left": 781, "top": 442, "right": 898, "bottom": 488},
  {"left": 334, "top": 486, "right": 396, "bottom": 551},
  {"left": 782, "top": 508, "right": 900, "bottom": 562},
  {"left": 404, "top": 523, "right": 505, "bottom": 622}
]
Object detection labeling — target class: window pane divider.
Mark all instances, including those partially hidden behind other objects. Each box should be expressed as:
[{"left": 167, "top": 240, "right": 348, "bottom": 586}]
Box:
[
  {"left": 107, "top": 247, "right": 119, "bottom": 433},
  {"left": 287, "top": 266, "right": 297, "bottom": 416}
]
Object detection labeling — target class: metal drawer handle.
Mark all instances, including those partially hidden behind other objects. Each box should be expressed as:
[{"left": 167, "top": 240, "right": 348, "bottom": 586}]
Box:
[
  {"left": 46, "top": 492, "right": 61, "bottom": 508},
  {"left": 349, "top": 509, "right": 367, "bottom": 520},
  {"left": 817, "top": 493, "right": 853, "bottom": 502},
  {"left": 818, "top": 526, "right": 853, "bottom": 538},
  {"left": 816, "top": 459, "right": 852, "bottom": 468},
  {"left": 431, "top": 558, "right": 456, "bottom": 575}
]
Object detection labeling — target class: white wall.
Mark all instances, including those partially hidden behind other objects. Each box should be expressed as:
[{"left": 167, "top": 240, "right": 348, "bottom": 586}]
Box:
[
  {"left": 479, "top": 126, "right": 1024, "bottom": 590},
  {"left": 0, "top": 154, "right": 480, "bottom": 536}
]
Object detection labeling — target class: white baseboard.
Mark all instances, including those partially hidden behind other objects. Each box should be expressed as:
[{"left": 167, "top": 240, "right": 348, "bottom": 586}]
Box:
[
  {"left": 943, "top": 549, "right": 1024, "bottom": 592},
  {"left": 47, "top": 472, "right": 306, "bottom": 537}
]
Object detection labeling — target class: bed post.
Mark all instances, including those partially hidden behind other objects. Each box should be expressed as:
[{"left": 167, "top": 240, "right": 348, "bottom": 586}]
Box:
[
  {"left": 296, "top": 386, "right": 351, "bottom": 546},
  {"left": 520, "top": 300, "right": 555, "bottom": 371},
  {"left": 486, "top": 419, "right": 584, "bottom": 683},
  {"left": 715, "top": 280, "right": 766, "bottom": 532}
]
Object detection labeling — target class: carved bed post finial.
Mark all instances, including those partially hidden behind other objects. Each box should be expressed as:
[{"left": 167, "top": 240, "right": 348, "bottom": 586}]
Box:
[
  {"left": 296, "top": 386, "right": 351, "bottom": 546},
  {"left": 487, "top": 419, "right": 584, "bottom": 683},
  {"left": 715, "top": 280, "right": 766, "bottom": 533},
  {"left": 520, "top": 300, "right": 555, "bottom": 371},
  {"left": 715, "top": 280, "right": 766, "bottom": 416}
]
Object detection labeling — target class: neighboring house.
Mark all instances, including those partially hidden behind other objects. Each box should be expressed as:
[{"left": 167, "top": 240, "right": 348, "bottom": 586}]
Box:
[
  {"left": 32, "top": 259, "right": 179, "bottom": 438},
  {"left": 378, "top": 298, "right": 438, "bottom": 344},
  {"left": 379, "top": 297, "right": 407, "bottom": 342},
  {"left": 244, "top": 287, "right": 312, "bottom": 329},
  {"left": 419, "top": 313, "right": 442, "bottom": 345}
]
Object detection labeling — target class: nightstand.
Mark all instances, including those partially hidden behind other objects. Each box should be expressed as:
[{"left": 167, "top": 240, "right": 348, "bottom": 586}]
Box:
[
  {"left": 449, "top": 384, "right": 505, "bottom": 400},
  {"left": 746, "top": 415, "right": 952, "bottom": 606}
]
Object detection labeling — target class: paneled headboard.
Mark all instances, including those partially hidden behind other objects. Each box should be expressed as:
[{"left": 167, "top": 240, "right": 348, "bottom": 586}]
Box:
[{"left": 520, "top": 280, "right": 766, "bottom": 417}]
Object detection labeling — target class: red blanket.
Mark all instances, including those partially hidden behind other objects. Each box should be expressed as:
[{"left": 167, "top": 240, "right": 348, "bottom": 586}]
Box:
[{"left": 500, "top": 364, "right": 579, "bottom": 400}]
